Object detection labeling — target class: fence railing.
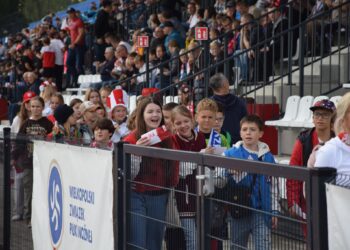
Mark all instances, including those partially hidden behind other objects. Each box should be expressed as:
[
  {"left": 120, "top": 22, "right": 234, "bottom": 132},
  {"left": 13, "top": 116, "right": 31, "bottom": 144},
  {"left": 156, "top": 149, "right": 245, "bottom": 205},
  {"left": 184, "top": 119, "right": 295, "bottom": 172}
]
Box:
[
  {"left": 118, "top": 143, "right": 336, "bottom": 250},
  {"left": 0, "top": 129, "right": 339, "bottom": 250}
]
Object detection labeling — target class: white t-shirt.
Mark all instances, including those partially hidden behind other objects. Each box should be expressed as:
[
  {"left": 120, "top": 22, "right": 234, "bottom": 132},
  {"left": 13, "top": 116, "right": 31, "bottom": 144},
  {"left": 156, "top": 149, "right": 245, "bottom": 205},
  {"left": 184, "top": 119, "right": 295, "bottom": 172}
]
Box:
[
  {"left": 315, "top": 137, "right": 350, "bottom": 175},
  {"left": 50, "top": 39, "right": 65, "bottom": 65}
]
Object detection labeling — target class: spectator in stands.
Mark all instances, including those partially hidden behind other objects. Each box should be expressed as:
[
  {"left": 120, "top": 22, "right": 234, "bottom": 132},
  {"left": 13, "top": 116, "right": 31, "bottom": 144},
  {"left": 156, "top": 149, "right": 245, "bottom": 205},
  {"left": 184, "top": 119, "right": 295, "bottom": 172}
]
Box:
[
  {"left": 209, "top": 73, "right": 247, "bottom": 144},
  {"left": 170, "top": 105, "right": 207, "bottom": 250},
  {"left": 221, "top": 114, "right": 279, "bottom": 250},
  {"left": 221, "top": 16, "right": 234, "bottom": 40},
  {"left": 96, "top": 46, "right": 115, "bottom": 82},
  {"left": 267, "top": 6, "right": 289, "bottom": 61},
  {"left": 108, "top": 87, "right": 130, "bottom": 142},
  {"left": 12, "top": 96, "right": 53, "bottom": 228},
  {"left": 104, "top": 32, "right": 132, "bottom": 53},
  {"left": 49, "top": 31, "right": 65, "bottom": 91},
  {"left": 214, "top": 102, "right": 232, "bottom": 147},
  {"left": 10, "top": 91, "right": 36, "bottom": 221},
  {"left": 38, "top": 37, "right": 55, "bottom": 78},
  {"left": 167, "top": 40, "right": 180, "bottom": 79},
  {"left": 41, "top": 84, "right": 57, "bottom": 116},
  {"left": 47, "top": 93, "right": 65, "bottom": 123},
  {"left": 69, "top": 98, "right": 83, "bottom": 121},
  {"left": 178, "top": 83, "right": 194, "bottom": 114},
  {"left": 91, "top": 118, "right": 114, "bottom": 149},
  {"left": 99, "top": 86, "right": 112, "bottom": 112},
  {"left": 287, "top": 99, "right": 336, "bottom": 236},
  {"left": 85, "top": 88, "right": 101, "bottom": 105},
  {"left": 150, "top": 27, "right": 166, "bottom": 51},
  {"left": 78, "top": 101, "right": 99, "bottom": 144},
  {"left": 314, "top": 93, "right": 350, "bottom": 173},
  {"left": 187, "top": 2, "right": 200, "bottom": 29},
  {"left": 155, "top": 44, "right": 170, "bottom": 89},
  {"left": 209, "top": 41, "right": 224, "bottom": 75},
  {"left": 162, "top": 21, "right": 185, "bottom": 55},
  {"left": 123, "top": 97, "right": 179, "bottom": 250},
  {"left": 195, "top": 98, "right": 229, "bottom": 147},
  {"left": 162, "top": 102, "right": 179, "bottom": 132},
  {"left": 95, "top": 101, "right": 107, "bottom": 118},
  {"left": 51, "top": 104, "right": 80, "bottom": 143},
  {"left": 66, "top": 7, "right": 85, "bottom": 88},
  {"left": 227, "top": 20, "right": 241, "bottom": 55},
  {"left": 94, "top": 0, "right": 114, "bottom": 62},
  {"left": 225, "top": 1, "right": 237, "bottom": 20},
  {"left": 179, "top": 49, "right": 189, "bottom": 81},
  {"left": 215, "top": 0, "right": 227, "bottom": 14}
]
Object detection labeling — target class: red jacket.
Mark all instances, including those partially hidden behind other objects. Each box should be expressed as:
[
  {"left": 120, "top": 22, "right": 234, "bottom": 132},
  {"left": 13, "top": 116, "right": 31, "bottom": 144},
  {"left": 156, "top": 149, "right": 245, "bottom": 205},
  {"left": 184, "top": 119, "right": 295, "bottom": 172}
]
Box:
[
  {"left": 286, "top": 129, "right": 319, "bottom": 212},
  {"left": 123, "top": 130, "right": 179, "bottom": 193},
  {"left": 172, "top": 131, "right": 206, "bottom": 216}
]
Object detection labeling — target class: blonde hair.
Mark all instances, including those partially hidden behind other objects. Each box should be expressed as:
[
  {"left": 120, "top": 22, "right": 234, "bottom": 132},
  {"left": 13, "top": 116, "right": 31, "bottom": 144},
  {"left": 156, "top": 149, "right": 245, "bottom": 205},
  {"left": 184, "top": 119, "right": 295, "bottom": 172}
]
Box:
[
  {"left": 171, "top": 105, "right": 193, "bottom": 122},
  {"left": 84, "top": 88, "right": 101, "bottom": 102},
  {"left": 196, "top": 98, "right": 218, "bottom": 113},
  {"left": 334, "top": 92, "right": 350, "bottom": 134},
  {"left": 40, "top": 85, "right": 57, "bottom": 102}
]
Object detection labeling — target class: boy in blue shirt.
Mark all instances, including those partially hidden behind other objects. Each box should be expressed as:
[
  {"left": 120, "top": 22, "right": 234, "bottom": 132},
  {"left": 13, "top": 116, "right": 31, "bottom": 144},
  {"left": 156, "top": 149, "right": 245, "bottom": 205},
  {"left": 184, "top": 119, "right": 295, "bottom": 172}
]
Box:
[{"left": 222, "top": 114, "right": 280, "bottom": 250}]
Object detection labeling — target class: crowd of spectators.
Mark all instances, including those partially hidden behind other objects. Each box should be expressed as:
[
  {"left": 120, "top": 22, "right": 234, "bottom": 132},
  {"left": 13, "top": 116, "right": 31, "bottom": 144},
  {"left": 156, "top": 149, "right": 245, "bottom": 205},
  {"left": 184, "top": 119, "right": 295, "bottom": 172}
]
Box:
[{"left": 1, "top": 0, "right": 348, "bottom": 115}]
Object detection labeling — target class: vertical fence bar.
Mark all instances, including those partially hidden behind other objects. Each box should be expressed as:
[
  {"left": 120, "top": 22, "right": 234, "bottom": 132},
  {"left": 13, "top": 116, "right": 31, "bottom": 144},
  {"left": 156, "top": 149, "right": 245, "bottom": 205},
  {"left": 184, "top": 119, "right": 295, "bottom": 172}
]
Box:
[
  {"left": 115, "top": 142, "right": 125, "bottom": 250},
  {"left": 298, "top": 24, "right": 305, "bottom": 97},
  {"left": 310, "top": 167, "right": 337, "bottom": 250},
  {"left": 3, "top": 127, "right": 11, "bottom": 250},
  {"left": 123, "top": 150, "right": 131, "bottom": 250},
  {"left": 196, "top": 165, "right": 204, "bottom": 250}
]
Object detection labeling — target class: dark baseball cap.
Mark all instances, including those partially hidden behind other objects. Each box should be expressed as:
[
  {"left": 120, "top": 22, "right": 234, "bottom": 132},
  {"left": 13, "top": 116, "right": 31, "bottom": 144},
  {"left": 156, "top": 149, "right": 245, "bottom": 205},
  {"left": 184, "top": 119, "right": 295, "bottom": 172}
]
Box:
[
  {"left": 226, "top": 1, "right": 235, "bottom": 8},
  {"left": 310, "top": 99, "right": 336, "bottom": 112}
]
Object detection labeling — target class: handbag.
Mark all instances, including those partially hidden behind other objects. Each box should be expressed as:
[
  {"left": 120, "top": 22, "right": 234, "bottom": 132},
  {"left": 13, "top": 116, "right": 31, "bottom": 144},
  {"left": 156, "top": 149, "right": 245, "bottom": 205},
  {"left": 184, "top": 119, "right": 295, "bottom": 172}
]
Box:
[
  {"left": 165, "top": 189, "right": 181, "bottom": 228},
  {"left": 228, "top": 174, "right": 257, "bottom": 219}
]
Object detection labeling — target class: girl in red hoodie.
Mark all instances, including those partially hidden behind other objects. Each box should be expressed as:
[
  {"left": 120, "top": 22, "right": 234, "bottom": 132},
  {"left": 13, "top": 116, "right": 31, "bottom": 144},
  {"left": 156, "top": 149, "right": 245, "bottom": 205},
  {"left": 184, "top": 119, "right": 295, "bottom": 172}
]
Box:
[{"left": 123, "top": 97, "right": 179, "bottom": 250}]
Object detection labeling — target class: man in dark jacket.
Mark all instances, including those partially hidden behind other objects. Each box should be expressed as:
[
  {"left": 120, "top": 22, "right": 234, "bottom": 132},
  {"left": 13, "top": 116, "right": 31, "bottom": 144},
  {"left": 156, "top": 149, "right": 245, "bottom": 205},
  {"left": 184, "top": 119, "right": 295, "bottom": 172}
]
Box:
[
  {"left": 209, "top": 73, "right": 247, "bottom": 144},
  {"left": 94, "top": 0, "right": 113, "bottom": 62}
]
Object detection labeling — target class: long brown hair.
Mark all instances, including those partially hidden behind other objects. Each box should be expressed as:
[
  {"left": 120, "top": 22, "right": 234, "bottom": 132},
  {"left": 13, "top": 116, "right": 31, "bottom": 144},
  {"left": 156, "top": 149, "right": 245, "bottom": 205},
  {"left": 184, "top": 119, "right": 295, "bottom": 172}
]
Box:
[
  {"left": 135, "top": 97, "right": 164, "bottom": 139},
  {"left": 18, "top": 101, "right": 30, "bottom": 127}
]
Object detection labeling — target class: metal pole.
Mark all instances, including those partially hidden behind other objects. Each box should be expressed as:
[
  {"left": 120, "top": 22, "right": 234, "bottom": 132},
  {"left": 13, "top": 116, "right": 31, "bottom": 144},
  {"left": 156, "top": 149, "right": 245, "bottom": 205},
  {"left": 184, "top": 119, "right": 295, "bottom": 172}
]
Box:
[
  {"left": 298, "top": 24, "right": 305, "bottom": 97},
  {"left": 114, "top": 142, "right": 124, "bottom": 250},
  {"left": 145, "top": 47, "right": 150, "bottom": 88},
  {"left": 310, "top": 167, "right": 337, "bottom": 250},
  {"left": 3, "top": 127, "right": 11, "bottom": 250}
]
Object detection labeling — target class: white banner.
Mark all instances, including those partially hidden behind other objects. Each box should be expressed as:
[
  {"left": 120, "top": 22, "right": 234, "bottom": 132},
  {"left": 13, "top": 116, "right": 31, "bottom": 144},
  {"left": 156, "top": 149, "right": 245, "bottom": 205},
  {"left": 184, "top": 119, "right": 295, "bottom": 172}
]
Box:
[
  {"left": 32, "top": 141, "right": 114, "bottom": 250},
  {"left": 326, "top": 183, "right": 350, "bottom": 250}
]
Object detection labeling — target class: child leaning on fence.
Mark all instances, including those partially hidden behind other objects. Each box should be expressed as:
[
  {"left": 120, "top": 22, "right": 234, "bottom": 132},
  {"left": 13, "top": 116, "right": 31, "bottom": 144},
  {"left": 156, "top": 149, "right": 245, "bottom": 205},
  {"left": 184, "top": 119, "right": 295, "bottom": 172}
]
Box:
[
  {"left": 218, "top": 115, "right": 280, "bottom": 250},
  {"left": 123, "top": 97, "right": 179, "bottom": 250}
]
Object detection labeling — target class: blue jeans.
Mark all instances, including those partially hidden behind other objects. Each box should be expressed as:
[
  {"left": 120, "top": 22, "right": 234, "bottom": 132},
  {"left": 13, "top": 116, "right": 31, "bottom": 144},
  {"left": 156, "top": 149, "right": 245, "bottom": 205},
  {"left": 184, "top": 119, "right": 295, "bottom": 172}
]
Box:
[
  {"left": 181, "top": 217, "right": 197, "bottom": 250},
  {"left": 233, "top": 50, "right": 249, "bottom": 81},
  {"left": 130, "top": 191, "right": 168, "bottom": 250},
  {"left": 230, "top": 212, "right": 271, "bottom": 250},
  {"left": 66, "top": 45, "right": 85, "bottom": 86}
]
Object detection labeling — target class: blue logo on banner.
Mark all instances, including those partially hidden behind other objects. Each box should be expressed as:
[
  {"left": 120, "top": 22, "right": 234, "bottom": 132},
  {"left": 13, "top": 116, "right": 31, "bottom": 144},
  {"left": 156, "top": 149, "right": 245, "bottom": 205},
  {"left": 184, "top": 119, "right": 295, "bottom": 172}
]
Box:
[{"left": 48, "top": 165, "right": 63, "bottom": 247}]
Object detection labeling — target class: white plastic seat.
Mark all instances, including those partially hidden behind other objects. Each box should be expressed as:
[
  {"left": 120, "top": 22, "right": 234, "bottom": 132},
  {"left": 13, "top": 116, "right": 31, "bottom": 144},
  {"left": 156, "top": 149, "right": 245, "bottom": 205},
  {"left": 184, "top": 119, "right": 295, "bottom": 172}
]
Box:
[
  {"left": 289, "top": 96, "right": 314, "bottom": 127},
  {"left": 165, "top": 96, "right": 175, "bottom": 104},
  {"left": 129, "top": 95, "right": 137, "bottom": 113},
  {"left": 303, "top": 96, "right": 329, "bottom": 128},
  {"left": 63, "top": 94, "right": 71, "bottom": 104},
  {"left": 265, "top": 95, "right": 301, "bottom": 127},
  {"left": 330, "top": 95, "right": 342, "bottom": 107},
  {"left": 174, "top": 96, "right": 180, "bottom": 104}
]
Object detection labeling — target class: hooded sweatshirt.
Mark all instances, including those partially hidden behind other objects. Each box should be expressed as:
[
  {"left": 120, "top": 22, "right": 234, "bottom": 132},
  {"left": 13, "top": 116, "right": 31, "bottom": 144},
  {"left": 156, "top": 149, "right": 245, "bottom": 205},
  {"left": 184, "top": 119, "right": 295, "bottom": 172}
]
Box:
[{"left": 211, "top": 94, "right": 247, "bottom": 144}]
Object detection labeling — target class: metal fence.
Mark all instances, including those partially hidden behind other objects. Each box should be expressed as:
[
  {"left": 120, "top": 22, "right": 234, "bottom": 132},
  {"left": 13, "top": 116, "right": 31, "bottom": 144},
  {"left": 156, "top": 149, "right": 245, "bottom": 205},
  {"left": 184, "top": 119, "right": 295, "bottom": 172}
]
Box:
[
  {"left": 118, "top": 143, "right": 336, "bottom": 250},
  {"left": 0, "top": 130, "right": 338, "bottom": 250}
]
